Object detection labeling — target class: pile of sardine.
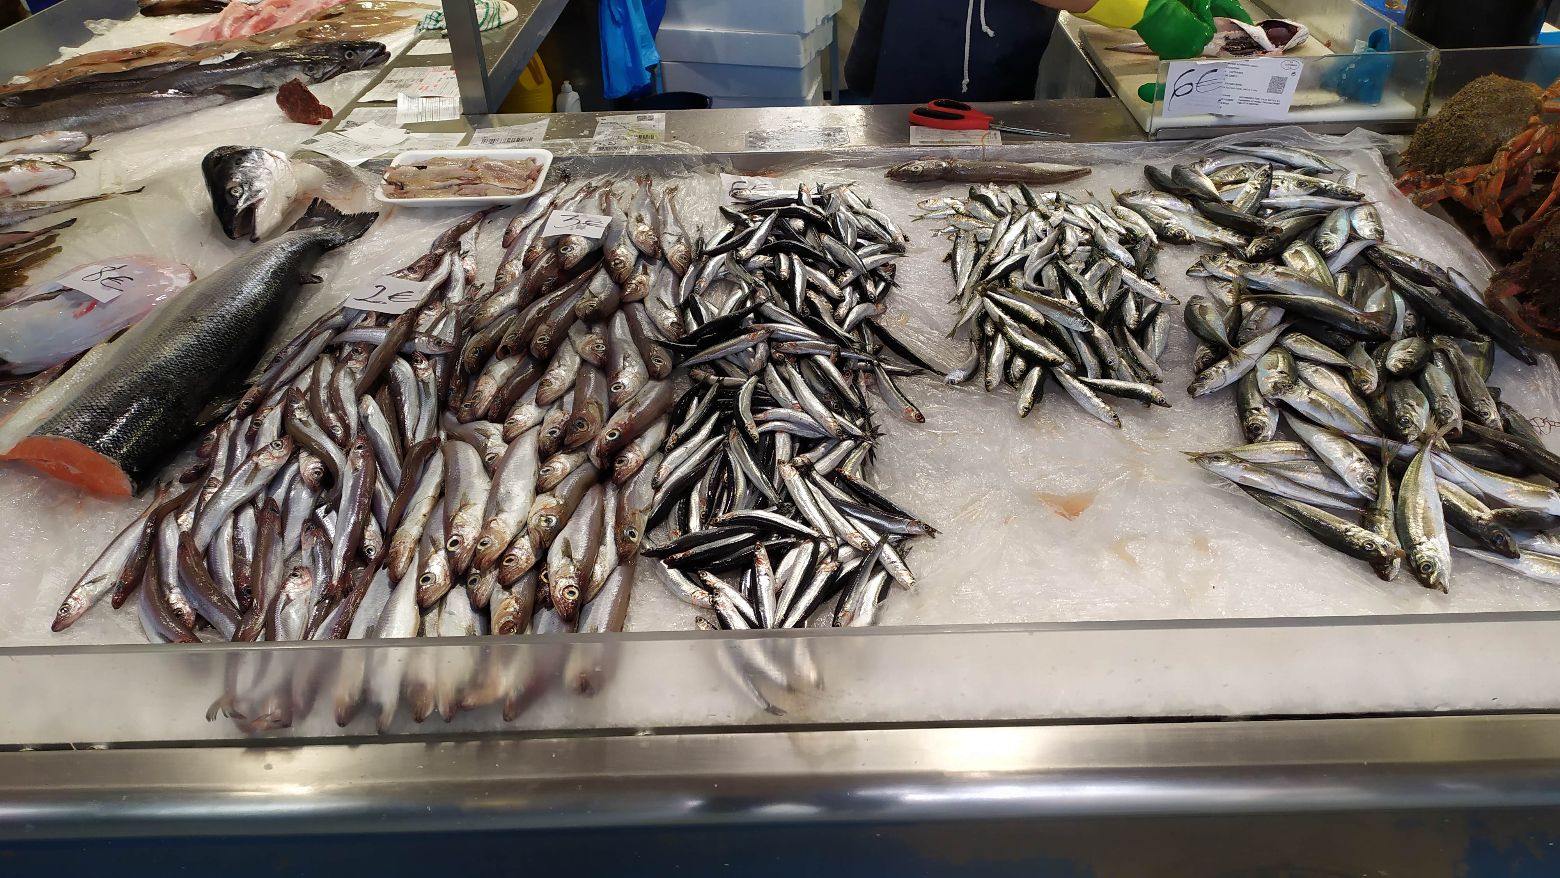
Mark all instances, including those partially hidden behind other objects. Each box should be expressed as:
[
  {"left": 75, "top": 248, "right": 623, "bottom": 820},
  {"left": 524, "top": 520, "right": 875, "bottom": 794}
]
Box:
[
  {"left": 53, "top": 176, "right": 692, "bottom": 727},
  {"left": 925, "top": 187, "right": 1177, "bottom": 426},
  {"left": 1121, "top": 142, "right": 1560, "bottom": 592},
  {"left": 647, "top": 180, "right": 936, "bottom": 630}
]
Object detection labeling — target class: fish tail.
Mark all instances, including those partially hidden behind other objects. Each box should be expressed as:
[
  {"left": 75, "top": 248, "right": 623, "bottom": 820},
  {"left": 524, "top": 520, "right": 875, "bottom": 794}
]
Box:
[
  {"left": 293, "top": 150, "right": 361, "bottom": 199},
  {"left": 289, "top": 198, "right": 377, "bottom": 247}
]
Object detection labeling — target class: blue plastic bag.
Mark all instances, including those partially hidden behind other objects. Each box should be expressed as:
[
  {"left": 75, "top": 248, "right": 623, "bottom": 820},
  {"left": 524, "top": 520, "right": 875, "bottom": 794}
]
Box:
[{"left": 600, "top": 0, "right": 662, "bottom": 99}]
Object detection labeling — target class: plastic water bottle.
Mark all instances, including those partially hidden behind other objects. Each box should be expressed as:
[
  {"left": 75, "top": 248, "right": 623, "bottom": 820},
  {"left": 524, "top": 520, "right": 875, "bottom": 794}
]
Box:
[{"left": 556, "top": 81, "right": 581, "bottom": 113}]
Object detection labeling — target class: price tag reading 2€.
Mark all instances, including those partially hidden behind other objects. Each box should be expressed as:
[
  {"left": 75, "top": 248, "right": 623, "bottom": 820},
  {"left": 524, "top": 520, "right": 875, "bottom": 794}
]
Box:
[
  {"left": 344, "top": 273, "right": 437, "bottom": 315},
  {"left": 541, "top": 211, "right": 611, "bottom": 239}
]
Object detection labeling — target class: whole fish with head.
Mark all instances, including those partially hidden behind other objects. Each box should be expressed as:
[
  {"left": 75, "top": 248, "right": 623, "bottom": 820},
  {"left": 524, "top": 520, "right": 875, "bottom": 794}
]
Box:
[{"left": 887, "top": 158, "right": 1090, "bottom": 185}]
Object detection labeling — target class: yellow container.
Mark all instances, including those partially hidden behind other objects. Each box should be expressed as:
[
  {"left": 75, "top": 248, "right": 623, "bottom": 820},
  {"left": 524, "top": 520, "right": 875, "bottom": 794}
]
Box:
[{"left": 499, "top": 54, "right": 553, "bottom": 114}]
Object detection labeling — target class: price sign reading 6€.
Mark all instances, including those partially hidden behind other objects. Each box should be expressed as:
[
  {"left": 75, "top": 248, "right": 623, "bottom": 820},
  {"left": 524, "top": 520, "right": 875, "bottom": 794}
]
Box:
[{"left": 344, "top": 272, "right": 437, "bottom": 315}]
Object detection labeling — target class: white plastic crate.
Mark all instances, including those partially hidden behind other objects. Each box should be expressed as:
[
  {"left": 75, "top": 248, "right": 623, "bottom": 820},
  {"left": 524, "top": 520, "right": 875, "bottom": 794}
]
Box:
[
  {"left": 657, "top": 16, "right": 834, "bottom": 68},
  {"left": 661, "top": 56, "right": 823, "bottom": 98},
  {"left": 708, "top": 78, "right": 825, "bottom": 109},
  {"left": 660, "top": 0, "right": 841, "bottom": 34}
]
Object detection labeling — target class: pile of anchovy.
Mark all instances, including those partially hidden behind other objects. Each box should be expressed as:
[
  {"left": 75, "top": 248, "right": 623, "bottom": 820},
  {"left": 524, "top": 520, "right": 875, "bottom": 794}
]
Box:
[
  {"left": 646, "top": 180, "right": 936, "bottom": 630},
  {"left": 924, "top": 187, "right": 1176, "bottom": 426},
  {"left": 1119, "top": 142, "right": 1560, "bottom": 592},
  {"left": 54, "top": 176, "right": 692, "bottom": 727}
]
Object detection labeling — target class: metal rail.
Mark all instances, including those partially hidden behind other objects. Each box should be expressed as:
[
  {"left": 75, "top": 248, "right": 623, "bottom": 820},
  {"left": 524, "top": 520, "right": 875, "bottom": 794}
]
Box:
[
  {"left": 444, "top": 0, "right": 570, "bottom": 114},
  {"left": 5, "top": 715, "right": 1560, "bottom": 838}
]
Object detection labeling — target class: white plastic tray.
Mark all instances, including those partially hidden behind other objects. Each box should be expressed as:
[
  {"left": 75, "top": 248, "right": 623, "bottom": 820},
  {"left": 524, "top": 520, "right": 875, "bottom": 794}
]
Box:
[{"left": 376, "top": 148, "right": 553, "bottom": 207}]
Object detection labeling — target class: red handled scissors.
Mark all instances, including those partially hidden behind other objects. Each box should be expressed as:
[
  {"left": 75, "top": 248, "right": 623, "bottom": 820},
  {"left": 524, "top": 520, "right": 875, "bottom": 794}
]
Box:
[{"left": 909, "top": 99, "right": 1062, "bottom": 138}]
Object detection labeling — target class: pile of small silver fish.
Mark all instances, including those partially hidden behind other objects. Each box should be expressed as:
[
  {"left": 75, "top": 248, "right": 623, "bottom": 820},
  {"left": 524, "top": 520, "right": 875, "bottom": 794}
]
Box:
[
  {"left": 927, "top": 186, "right": 1177, "bottom": 426},
  {"left": 648, "top": 180, "right": 936, "bottom": 630},
  {"left": 53, "top": 175, "right": 693, "bottom": 728},
  {"left": 1128, "top": 141, "right": 1560, "bottom": 593}
]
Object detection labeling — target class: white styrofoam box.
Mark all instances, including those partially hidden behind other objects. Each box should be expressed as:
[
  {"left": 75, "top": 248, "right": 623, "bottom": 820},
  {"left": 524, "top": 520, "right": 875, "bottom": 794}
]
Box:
[
  {"left": 661, "top": 0, "right": 841, "bottom": 34},
  {"left": 708, "top": 78, "right": 825, "bottom": 109},
  {"left": 657, "top": 16, "right": 833, "bottom": 67},
  {"left": 661, "top": 56, "right": 822, "bottom": 98}
]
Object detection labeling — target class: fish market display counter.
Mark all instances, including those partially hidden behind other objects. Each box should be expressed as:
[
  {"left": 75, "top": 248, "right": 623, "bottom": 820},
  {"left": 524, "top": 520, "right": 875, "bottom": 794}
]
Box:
[{"left": 6, "top": 101, "right": 1560, "bottom": 873}]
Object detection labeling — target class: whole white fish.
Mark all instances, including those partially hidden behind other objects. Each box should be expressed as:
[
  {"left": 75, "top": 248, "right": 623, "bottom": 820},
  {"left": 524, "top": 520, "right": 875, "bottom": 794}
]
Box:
[
  {"left": 0, "top": 159, "right": 74, "bottom": 197},
  {"left": 0, "top": 130, "right": 90, "bottom": 157},
  {"left": 0, "top": 256, "right": 194, "bottom": 374}
]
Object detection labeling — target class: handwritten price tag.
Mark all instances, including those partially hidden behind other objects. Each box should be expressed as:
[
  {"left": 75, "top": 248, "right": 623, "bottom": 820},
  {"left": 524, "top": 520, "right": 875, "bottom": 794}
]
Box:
[
  {"left": 344, "top": 273, "right": 436, "bottom": 315},
  {"left": 541, "top": 211, "right": 611, "bottom": 239},
  {"left": 59, "top": 261, "right": 150, "bottom": 303},
  {"left": 1163, "top": 57, "right": 1303, "bottom": 120}
]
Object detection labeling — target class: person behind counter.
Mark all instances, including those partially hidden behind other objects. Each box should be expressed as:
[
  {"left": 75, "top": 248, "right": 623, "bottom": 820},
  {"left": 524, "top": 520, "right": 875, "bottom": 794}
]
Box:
[{"left": 845, "top": 0, "right": 1251, "bottom": 104}]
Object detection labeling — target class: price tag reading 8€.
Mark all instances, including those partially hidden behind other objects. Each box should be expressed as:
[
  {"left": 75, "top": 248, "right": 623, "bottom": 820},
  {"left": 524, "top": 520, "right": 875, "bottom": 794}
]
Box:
[{"left": 344, "top": 272, "right": 437, "bottom": 315}]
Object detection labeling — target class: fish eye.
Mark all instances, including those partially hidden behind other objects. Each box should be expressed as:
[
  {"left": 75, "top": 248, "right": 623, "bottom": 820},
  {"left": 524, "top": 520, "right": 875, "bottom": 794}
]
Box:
[
  {"left": 540, "top": 515, "right": 556, "bottom": 528},
  {"left": 1418, "top": 559, "right": 1436, "bottom": 575},
  {"left": 563, "top": 586, "right": 579, "bottom": 601},
  {"left": 446, "top": 536, "right": 462, "bottom": 550},
  {"left": 228, "top": 186, "right": 242, "bottom": 198},
  {"left": 625, "top": 527, "right": 638, "bottom": 540},
  {"left": 477, "top": 538, "right": 492, "bottom": 550},
  {"left": 419, "top": 572, "right": 434, "bottom": 585},
  {"left": 502, "top": 554, "right": 517, "bottom": 567}
]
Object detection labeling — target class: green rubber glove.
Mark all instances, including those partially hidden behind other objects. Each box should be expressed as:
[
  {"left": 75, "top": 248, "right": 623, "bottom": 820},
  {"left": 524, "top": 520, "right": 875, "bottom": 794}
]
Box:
[
  {"left": 1080, "top": 0, "right": 1215, "bottom": 61},
  {"left": 1135, "top": 0, "right": 1217, "bottom": 59},
  {"left": 1207, "top": 0, "right": 1254, "bottom": 24}
]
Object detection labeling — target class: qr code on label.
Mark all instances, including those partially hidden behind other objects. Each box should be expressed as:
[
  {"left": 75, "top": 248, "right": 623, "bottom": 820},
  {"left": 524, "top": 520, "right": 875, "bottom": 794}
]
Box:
[{"left": 1267, "top": 75, "right": 1289, "bottom": 95}]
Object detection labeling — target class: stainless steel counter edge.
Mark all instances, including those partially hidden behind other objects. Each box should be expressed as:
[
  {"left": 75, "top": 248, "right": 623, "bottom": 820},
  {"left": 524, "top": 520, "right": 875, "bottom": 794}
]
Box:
[{"left": 5, "top": 715, "right": 1560, "bottom": 838}]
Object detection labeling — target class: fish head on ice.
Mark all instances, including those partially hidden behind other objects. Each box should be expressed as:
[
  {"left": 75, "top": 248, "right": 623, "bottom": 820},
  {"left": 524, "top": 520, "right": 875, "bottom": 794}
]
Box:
[
  {"left": 286, "top": 41, "right": 391, "bottom": 82},
  {"left": 202, "top": 145, "right": 299, "bottom": 242},
  {"left": 886, "top": 159, "right": 954, "bottom": 183}
]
